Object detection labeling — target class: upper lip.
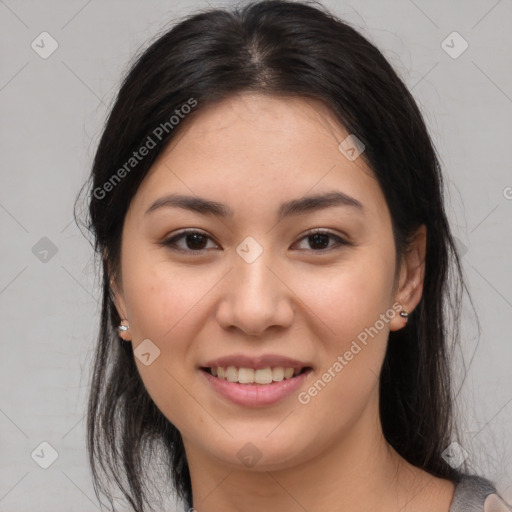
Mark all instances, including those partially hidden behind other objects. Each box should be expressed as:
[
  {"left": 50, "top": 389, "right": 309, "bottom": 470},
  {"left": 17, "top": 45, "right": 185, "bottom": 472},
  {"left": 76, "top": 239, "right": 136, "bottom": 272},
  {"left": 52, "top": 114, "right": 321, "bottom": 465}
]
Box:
[{"left": 201, "top": 354, "right": 313, "bottom": 370}]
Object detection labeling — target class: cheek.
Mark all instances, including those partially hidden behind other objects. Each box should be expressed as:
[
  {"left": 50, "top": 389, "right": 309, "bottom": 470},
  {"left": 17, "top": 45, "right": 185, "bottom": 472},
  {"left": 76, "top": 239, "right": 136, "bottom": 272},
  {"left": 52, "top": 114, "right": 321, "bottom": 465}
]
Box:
[
  {"left": 292, "top": 249, "right": 396, "bottom": 344},
  {"left": 292, "top": 262, "right": 394, "bottom": 431},
  {"left": 121, "top": 242, "right": 218, "bottom": 341},
  {"left": 120, "top": 263, "right": 216, "bottom": 431},
  {"left": 290, "top": 244, "right": 396, "bottom": 407},
  {"left": 119, "top": 246, "right": 222, "bottom": 422}
]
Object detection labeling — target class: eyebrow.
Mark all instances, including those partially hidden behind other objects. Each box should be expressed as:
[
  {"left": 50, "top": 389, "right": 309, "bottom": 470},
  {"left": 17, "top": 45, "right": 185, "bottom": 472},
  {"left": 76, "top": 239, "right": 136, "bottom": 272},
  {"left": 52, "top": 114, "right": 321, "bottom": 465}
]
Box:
[{"left": 145, "top": 191, "right": 363, "bottom": 220}]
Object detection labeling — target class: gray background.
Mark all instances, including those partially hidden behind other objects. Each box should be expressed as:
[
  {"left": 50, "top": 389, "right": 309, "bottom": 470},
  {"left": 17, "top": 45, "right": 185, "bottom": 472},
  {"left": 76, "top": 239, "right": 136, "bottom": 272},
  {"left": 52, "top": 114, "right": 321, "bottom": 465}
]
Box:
[{"left": 1, "top": 0, "right": 511, "bottom": 510}]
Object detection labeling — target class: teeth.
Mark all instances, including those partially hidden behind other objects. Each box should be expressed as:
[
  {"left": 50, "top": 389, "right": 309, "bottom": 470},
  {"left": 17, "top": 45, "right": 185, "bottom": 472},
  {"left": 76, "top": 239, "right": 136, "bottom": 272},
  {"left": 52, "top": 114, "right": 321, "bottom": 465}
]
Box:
[
  {"left": 225, "top": 366, "right": 238, "bottom": 382},
  {"left": 238, "top": 367, "right": 254, "bottom": 383},
  {"left": 272, "top": 367, "right": 284, "bottom": 382},
  {"left": 285, "top": 368, "right": 294, "bottom": 379},
  {"left": 209, "top": 366, "right": 305, "bottom": 384},
  {"left": 255, "top": 368, "right": 273, "bottom": 384}
]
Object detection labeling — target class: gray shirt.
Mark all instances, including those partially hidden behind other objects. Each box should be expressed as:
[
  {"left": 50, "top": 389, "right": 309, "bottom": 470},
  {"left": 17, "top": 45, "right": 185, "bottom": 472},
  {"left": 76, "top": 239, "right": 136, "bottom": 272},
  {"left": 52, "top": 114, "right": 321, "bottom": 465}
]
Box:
[
  {"left": 182, "top": 474, "right": 512, "bottom": 511},
  {"left": 449, "top": 475, "right": 511, "bottom": 512}
]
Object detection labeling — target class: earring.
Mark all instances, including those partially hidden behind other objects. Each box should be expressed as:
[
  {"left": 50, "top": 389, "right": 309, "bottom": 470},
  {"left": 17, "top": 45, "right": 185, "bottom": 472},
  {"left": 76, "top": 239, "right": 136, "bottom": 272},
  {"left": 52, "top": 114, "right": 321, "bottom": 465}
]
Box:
[
  {"left": 117, "top": 319, "right": 131, "bottom": 341},
  {"left": 399, "top": 310, "right": 409, "bottom": 320}
]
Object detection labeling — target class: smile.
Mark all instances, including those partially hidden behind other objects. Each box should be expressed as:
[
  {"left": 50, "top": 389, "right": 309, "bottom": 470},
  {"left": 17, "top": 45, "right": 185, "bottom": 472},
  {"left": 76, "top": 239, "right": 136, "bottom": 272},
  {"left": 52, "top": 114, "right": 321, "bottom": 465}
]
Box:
[{"left": 200, "top": 366, "right": 313, "bottom": 407}]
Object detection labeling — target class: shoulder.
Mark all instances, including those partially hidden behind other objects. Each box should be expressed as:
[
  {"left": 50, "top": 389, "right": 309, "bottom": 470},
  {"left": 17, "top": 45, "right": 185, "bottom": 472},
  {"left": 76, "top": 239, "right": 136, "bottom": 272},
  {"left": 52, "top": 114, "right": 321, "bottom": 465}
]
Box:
[{"left": 450, "top": 474, "right": 512, "bottom": 512}]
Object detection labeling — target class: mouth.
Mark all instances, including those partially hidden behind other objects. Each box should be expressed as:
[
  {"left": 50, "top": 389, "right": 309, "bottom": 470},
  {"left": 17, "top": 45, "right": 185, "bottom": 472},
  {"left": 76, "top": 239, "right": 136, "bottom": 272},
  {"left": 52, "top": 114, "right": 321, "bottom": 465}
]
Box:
[
  {"left": 200, "top": 366, "right": 313, "bottom": 385},
  {"left": 199, "top": 354, "right": 314, "bottom": 406},
  {"left": 199, "top": 365, "right": 313, "bottom": 407}
]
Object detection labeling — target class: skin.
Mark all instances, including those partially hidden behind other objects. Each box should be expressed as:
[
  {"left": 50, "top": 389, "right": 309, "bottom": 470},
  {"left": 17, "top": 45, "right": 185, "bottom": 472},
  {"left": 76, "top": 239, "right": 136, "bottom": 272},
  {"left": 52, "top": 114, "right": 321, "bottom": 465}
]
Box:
[{"left": 112, "top": 93, "right": 455, "bottom": 512}]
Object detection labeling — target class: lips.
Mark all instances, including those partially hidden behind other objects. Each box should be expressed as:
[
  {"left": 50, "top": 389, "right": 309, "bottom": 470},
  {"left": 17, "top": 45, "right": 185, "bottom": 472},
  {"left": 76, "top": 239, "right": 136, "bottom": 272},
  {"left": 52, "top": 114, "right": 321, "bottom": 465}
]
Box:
[
  {"left": 200, "top": 366, "right": 312, "bottom": 407},
  {"left": 199, "top": 354, "right": 313, "bottom": 406}
]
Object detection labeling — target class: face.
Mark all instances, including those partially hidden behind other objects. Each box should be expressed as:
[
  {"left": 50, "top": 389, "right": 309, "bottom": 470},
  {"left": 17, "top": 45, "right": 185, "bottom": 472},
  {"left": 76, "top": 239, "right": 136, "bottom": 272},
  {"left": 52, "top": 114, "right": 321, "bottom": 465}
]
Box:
[{"left": 113, "top": 93, "right": 424, "bottom": 472}]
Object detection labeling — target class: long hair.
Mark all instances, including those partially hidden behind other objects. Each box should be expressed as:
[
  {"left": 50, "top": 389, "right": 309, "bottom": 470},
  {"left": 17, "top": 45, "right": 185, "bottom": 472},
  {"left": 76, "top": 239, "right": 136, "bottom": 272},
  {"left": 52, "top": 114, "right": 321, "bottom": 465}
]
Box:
[{"left": 77, "top": 1, "right": 469, "bottom": 510}]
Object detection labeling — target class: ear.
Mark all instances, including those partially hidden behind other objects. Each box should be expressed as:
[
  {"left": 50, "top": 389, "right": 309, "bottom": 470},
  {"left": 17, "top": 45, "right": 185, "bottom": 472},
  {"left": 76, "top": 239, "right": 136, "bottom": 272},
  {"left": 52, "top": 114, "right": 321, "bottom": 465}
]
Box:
[{"left": 389, "top": 225, "right": 427, "bottom": 332}]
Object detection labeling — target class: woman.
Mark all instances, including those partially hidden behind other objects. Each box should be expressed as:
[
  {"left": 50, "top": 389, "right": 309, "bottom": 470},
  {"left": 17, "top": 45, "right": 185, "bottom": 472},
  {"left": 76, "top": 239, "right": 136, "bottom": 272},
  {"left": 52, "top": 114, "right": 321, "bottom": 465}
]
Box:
[{"left": 79, "top": 1, "right": 511, "bottom": 511}]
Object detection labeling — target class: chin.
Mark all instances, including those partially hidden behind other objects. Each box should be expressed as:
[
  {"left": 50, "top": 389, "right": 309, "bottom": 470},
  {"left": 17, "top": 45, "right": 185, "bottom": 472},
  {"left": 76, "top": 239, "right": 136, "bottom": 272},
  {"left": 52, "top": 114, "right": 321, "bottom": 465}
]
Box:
[{"left": 191, "top": 427, "right": 318, "bottom": 471}]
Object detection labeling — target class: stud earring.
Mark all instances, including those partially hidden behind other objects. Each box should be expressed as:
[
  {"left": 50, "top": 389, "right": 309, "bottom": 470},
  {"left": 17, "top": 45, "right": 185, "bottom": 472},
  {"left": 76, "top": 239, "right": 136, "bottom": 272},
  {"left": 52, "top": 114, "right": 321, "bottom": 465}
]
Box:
[
  {"left": 399, "top": 310, "right": 409, "bottom": 320},
  {"left": 117, "top": 319, "right": 131, "bottom": 341}
]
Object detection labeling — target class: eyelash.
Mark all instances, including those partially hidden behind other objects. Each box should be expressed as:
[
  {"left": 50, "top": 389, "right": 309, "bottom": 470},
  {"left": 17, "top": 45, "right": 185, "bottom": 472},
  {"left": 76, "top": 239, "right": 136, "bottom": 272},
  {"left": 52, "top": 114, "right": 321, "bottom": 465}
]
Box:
[{"left": 160, "top": 228, "right": 350, "bottom": 255}]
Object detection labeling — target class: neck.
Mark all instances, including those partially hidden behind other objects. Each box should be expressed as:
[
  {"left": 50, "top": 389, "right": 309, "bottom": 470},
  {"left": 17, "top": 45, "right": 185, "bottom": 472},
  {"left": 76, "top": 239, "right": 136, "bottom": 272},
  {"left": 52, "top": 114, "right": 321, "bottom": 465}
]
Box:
[{"left": 183, "top": 393, "right": 439, "bottom": 512}]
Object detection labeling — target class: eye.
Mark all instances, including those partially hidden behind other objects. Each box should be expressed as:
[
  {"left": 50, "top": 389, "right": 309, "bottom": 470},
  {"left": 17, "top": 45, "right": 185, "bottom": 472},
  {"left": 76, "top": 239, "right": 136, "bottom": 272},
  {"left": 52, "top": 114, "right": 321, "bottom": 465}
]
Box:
[
  {"left": 293, "top": 229, "right": 349, "bottom": 252},
  {"left": 161, "top": 229, "right": 220, "bottom": 254},
  {"left": 160, "top": 228, "right": 349, "bottom": 255}
]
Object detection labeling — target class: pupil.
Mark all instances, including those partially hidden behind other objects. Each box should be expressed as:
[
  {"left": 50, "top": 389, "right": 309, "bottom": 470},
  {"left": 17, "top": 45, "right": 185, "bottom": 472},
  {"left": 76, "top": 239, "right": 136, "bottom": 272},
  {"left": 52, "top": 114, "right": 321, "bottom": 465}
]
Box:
[
  {"left": 309, "top": 233, "right": 329, "bottom": 250},
  {"left": 187, "top": 233, "right": 207, "bottom": 250}
]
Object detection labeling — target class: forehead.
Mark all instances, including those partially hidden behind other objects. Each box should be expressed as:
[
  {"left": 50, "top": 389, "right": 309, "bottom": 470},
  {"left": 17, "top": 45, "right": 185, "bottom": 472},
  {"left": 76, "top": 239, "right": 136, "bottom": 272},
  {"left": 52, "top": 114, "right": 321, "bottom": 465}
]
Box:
[{"left": 131, "top": 93, "right": 388, "bottom": 224}]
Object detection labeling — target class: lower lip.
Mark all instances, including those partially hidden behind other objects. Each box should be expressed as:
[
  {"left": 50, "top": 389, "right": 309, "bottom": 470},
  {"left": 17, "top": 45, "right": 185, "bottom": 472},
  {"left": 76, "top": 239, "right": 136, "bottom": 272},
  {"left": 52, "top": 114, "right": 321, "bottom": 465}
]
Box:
[{"left": 200, "top": 369, "right": 312, "bottom": 407}]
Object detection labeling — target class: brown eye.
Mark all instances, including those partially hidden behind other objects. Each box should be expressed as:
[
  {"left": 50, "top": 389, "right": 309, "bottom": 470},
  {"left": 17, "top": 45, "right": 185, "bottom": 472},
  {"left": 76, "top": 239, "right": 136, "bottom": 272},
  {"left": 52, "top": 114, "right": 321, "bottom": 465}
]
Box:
[
  {"left": 294, "top": 229, "right": 349, "bottom": 252},
  {"left": 162, "top": 230, "right": 219, "bottom": 254}
]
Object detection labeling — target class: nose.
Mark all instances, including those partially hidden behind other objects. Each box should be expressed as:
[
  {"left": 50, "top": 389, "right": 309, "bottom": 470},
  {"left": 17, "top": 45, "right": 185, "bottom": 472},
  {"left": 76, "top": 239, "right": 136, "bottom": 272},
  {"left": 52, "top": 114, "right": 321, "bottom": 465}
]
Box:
[{"left": 215, "top": 250, "right": 294, "bottom": 336}]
